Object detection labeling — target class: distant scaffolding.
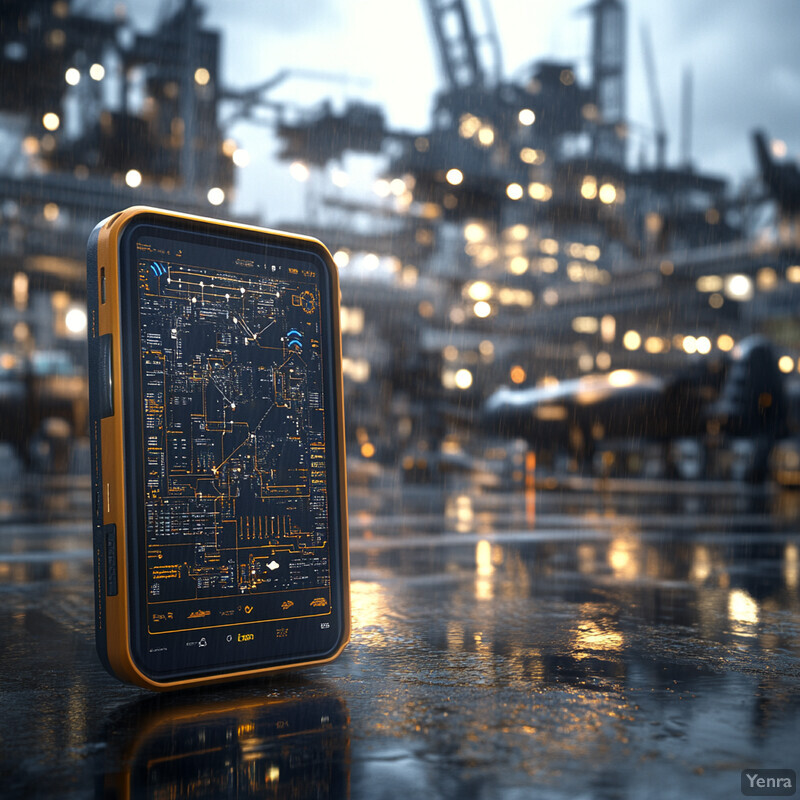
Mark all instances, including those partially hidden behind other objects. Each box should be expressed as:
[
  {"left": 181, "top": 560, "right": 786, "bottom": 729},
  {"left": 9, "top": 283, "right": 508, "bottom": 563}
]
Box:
[{"left": 591, "top": 0, "right": 626, "bottom": 166}]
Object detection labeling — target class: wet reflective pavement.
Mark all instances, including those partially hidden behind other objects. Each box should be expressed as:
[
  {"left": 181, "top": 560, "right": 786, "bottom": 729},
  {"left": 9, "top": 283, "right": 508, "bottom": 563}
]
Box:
[{"left": 1, "top": 459, "right": 799, "bottom": 799}]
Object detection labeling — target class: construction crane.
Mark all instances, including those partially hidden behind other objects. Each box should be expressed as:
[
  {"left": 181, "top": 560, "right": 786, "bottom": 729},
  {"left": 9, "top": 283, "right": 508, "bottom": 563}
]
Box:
[
  {"left": 422, "top": 0, "right": 502, "bottom": 90},
  {"left": 640, "top": 22, "right": 667, "bottom": 169},
  {"left": 424, "top": 0, "right": 485, "bottom": 89}
]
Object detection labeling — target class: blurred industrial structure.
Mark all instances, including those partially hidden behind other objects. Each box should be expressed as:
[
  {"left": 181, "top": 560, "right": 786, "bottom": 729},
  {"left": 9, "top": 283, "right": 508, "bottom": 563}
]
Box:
[
  {"left": 0, "top": 0, "right": 232, "bottom": 460},
  {"left": 1, "top": 0, "right": 799, "bottom": 480}
]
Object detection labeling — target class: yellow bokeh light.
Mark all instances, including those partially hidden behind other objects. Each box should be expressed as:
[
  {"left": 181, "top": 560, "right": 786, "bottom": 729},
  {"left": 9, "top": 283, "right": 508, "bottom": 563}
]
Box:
[
  {"left": 725, "top": 274, "right": 753, "bottom": 300},
  {"left": 65, "top": 306, "right": 87, "bottom": 334},
  {"left": 717, "top": 334, "right": 735, "bottom": 352},
  {"left": 459, "top": 114, "right": 480, "bottom": 138},
  {"left": 696, "top": 275, "right": 723, "bottom": 292},
  {"left": 42, "top": 112, "right": 60, "bottom": 131},
  {"left": 360, "top": 442, "right": 375, "bottom": 458},
  {"left": 446, "top": 168, "right": 463, "bottom": 185},
  {"left": 572, "top": 316, "right": 599, "bottom": 334},
  {"left": 778, "top": 356, "right": 794, "bottom": 374},
  {"left": 528, "top": 182, "right": 551, "bottom": 201},
  {"left": 510, "top": 365, "right": 526, "bottom": 384},
  {"left": 207, "top": 187, "right": 225, "bottom": 205},
  {"left": 785, "top": 543, "right": 798, "bottom": 589},
  {"left": 600, "top": 315, "right": 616, "bottom": 342},
  {"left": 194, "top": 67, "right": 210, "bottom": 85},
  {"left": 508, "top": 256, "right": 529, "bottom": 275},
  {"left": 89, "top": 63, "right": 105, "bottom": 81},
  {"left": 473, "top": 300, "right": 492, "bottom": 318},
  {"left": 756, "top": 267, "right": 778, "bottom": 291},
  {"left": 539, "top": 257, "right": 558, "bottom": 273},
  {"left": 608, "top": 369, "right": 637, "bottom": 387},
  {"left": 568, "top": 242, "right": 585, "bottom": 258},
  {"left": 476, "top": 540, "right": 494, "bottom": 576},
  {"left": 518, "top": 108, "right": 535, "bottom": 126},
  {"left": 598, "top": 183, "right": 617, "bottom": 204},
  {"left": 477, "top": 126, "right": 494, "bottom": 146},
  {"left": 690, "top": 546, "right": 712, "bottom": 583},
  {"left": 506, "top": 183, "right": 523, "bottom": 200},
  {"left": 464, "top": 222, "right": 487, "bottom": 243},
  {"left": 644, "top": 336, "right": 663, "bottom": 354},
  {"left": 443, "top": 345, "right": 459, "bottom": 362},
  {"left": 454, "top": 368, "right": 473, "bottom": 389},
  {"left": 125, "top": 168, "right": 142, "bottom": 188},
  {"left": 608, "top": 537, "right": 637, "bottom": 578},
  {"left": 467, "top": 281, "right": 492, "bottom": 301},
  {"left": 622, "top": 330, "right": 641, "bottom": 350}
]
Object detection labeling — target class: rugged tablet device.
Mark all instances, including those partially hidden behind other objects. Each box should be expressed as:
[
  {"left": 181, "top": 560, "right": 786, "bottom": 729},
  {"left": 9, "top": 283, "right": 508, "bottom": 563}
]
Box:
[{"left": 87, "top": 207, "right": 349, "bottom": 689}]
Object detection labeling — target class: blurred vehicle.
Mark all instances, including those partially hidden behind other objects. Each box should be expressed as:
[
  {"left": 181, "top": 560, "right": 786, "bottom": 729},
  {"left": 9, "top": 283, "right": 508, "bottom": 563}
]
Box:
[
  {"left": 0, "top": 350, "right": 88, "bottom": 468},
  {"left": 483, "top": 336, "right": 789, "bottom": 482},
  {"left": 483, "top": 364, "right": 720, "bottom": 471}
]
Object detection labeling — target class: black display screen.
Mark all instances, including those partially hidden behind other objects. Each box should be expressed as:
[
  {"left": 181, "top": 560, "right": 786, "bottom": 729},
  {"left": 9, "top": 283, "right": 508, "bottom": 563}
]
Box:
[{"left": 119, "top": 219, "right": 345, "bottom": 679}]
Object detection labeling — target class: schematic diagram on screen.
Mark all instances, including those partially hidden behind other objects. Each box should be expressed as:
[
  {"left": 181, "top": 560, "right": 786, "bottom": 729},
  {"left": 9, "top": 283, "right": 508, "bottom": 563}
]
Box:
[{"left": 135, "top": 239, "right": 333, "bottom": 634}]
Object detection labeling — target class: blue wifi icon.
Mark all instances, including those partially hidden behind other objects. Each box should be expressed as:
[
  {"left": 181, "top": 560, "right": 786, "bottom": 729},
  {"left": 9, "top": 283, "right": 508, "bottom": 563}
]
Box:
[{"left": 287, "top": 328, "right": 303, "bottom": 350}]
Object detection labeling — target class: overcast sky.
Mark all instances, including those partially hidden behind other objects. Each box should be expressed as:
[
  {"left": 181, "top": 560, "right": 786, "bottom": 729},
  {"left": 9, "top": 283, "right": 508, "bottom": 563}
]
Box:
[{"left": 131, "top": 0, "right": 800, "bottom": 220}]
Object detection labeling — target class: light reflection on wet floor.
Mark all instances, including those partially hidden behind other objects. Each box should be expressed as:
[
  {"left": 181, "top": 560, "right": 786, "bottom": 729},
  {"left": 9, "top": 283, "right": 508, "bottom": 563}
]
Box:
[{"left": 1, "top": 470, "right": 799, "bottom": 799}]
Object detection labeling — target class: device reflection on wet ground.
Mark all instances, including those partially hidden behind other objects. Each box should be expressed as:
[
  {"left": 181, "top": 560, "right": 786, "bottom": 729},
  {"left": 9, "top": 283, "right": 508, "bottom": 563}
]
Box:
[
  {"left": 1, "top": 469, "right": 799, "bottom": 799},
  {"left": 100, "top": 691, "right": 349, "bottom": 799}
]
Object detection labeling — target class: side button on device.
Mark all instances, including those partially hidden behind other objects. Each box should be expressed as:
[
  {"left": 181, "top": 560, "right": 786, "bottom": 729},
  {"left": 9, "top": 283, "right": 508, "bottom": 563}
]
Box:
[
  {"left": 104, "top": 524, "right": 118, "bottom": 596},
  {"left": 97, "top": 334, "right": 113, "bottom": 418}
]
